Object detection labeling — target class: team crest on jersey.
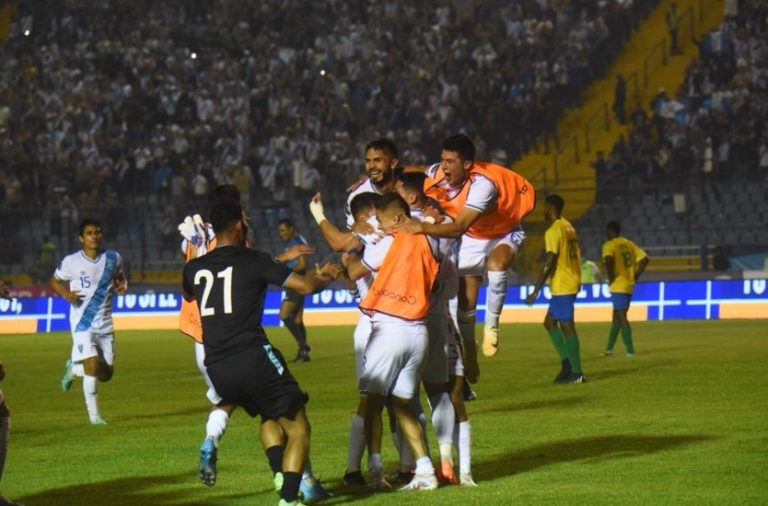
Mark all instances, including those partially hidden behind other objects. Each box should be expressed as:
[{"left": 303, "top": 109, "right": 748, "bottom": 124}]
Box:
[{"left": 78, "top": 345, "right": 84, "bottom": 353}]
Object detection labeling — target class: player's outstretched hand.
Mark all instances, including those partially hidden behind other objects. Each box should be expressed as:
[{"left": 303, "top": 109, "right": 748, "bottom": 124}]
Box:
[
  {"left": 277, "top": 244, "right": 316, "bottom": 264},
  {"left": 309, "top": 193, "right": 328, "bottom": 225},
  {"left": 67, "top": 290, "right": 85, "bottom": 306},
  {"left": 0, "top": 280, "right": 9, "bottom": 300},
  {"left": 524, "top": 290, "right": 538, "bottom": 306},
  {"left": 351, "top": 219, "right": 375, "bottom": 235},
  {"left": 393, "top": 219, "right": 424, "bottom": 234}
]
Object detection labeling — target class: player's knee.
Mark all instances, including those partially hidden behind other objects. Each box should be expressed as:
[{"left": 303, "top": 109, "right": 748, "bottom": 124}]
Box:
[{"left": 98, "top": 365, "right": 114, "bottom": 382}]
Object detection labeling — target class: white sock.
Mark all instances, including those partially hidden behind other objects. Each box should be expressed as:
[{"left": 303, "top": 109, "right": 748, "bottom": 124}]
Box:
[
  {"left": 206, "top": 409, "right": 230, "bottom": 446},
  {"left": 458, "top": 421, "right": 472, "bottom": 475},
  {"left": 368, "top": 452, "right": 383, "bottom": 474},
  {"left": 415, "top": 455, "right": 434, "bottom": 475},
  {"left": 486, "top": 270, "right": 509, "bottom": 329},
  {"left": 347, "top": 414, "right": 365, "bottom": 472},
  {"left": 71, "top": 363, "right": 85, "bottom": 377},
  {"left": 83, "top": 375, "right": 99, "bottom": 419},
  {"left": 457, "top": 309, "right": 477, "bottom": 357},
  {"left": 428, "top": 392, "right": 455, "bottom": 459}
]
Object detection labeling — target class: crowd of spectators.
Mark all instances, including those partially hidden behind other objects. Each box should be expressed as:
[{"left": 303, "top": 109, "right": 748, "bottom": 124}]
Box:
[
  {"left": 594, "top": 0, "right": 768, "bottom": 201},
  {"left": 0, "top": 0, "right": 656, "bottom": 224}
]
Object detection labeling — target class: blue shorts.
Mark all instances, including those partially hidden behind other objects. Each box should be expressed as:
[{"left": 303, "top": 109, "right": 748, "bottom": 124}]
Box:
[
  {"left": 612, "top": 293, "right": 632, "bottom": 311},
  {"left": 548, "top": 294, "right": 576, "bottom": 322}
]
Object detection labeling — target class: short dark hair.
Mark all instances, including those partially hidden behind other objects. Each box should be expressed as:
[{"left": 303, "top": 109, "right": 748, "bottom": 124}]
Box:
[
  {"left": 208, "top": 184, "right": 240, "bottom": 207},
  {"left": 209, "top": 201, "right": 243, "bottom": 235},
  {"left": 606, "top": 220, "right": 621, "bottom": 235},
  {"left": 397, "top": 171, "right": 426, "bottom": 197},
  {"left": 365, "top": 138, "right": 398, "bottom": 159},
  {"left": 277, "top": 218, "right": 294, "bottom": 228},
  {"left": 375, "top": 193, "right": 411, "bottom": 219},
  {"left": 350, "top": 192, "right": 383, "bottom": 219},
  {"left": 441, "top": 133, "right": 476, "bottom": 161},
  {"left": 545, "top": 194, "right": 565, "bottom": 214},
  {"left": 79, "top": 219, "right": 102, "bottom": 236}
]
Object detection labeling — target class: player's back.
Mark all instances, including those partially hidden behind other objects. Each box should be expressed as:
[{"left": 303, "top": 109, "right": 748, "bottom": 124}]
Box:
[
  {"left": 546, "top": 218, "right": 581, "bottom": 295},
  {"left": 183, "top": 245, "right": 292, "bottom": 365}
]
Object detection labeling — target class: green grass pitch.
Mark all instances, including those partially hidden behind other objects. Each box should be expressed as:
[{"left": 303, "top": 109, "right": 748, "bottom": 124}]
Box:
[{"left": 0, "top": 320, "right": 766, "bottom": 505}]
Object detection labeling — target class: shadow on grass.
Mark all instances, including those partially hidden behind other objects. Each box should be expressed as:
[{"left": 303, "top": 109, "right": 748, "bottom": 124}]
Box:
[
  {"left": 17, "top": 472, "right": 252, "bottom": 506},
  {"left": 473, "top": 434, "right": 716, "bottom": 482},
  {"left": 472, "top": 395, "right": 591, "bottom": 414},
  {"left": 587, "top": 359, "right": 680, "bottom": 381}
]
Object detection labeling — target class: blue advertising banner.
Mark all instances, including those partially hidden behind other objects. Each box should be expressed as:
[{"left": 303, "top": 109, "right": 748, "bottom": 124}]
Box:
[{"left": 1, "top": 279, "right": 766, "bottom": 334}]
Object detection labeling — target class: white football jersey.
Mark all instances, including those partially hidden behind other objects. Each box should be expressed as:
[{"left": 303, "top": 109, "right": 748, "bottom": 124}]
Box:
[
  {"left": 54, "top": 249, "right": 124, "bottom": 334},
  {"left": 345, "top": 179, "right": 382, "bottom": 227}
]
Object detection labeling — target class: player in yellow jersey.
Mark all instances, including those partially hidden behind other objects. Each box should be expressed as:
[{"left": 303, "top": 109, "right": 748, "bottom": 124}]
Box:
[
  {"left": 525, "top": 194, "right": 585, "bottom": 383},
  {"left": 601, "top": 221, "right": 649, "bottom": 356}
]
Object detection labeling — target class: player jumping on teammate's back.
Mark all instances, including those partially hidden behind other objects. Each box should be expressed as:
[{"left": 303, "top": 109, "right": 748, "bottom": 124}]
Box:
[
  {"left": 602, "top": 221, "right": 650, "bottom": 357},
  {"left": 398, "top": 134, "right": 535, "bottom": 384},
  {"left": 51, "top": 219, "right": 127, "bottom": 425},
  {"left": 525, "top": 195, "right": 586, "bottom": 384},
  {"left": 182, "top": 201, "right": 340, "bottom": 506}
]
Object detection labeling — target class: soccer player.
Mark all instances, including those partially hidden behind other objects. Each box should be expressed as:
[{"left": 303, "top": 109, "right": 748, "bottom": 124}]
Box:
[
  {"left": 396, "top": 172, "right": 468, "bottom": 485},
  {"left": 309, "top": 138, "right": 398, "bottom": 252},
  {"left": 182, "top": 200, "right": 340, "bottom": 506},
  {"left": 399, "top": 134, "right": 536, "bottom": 381},
  {"left": 179, "top": 186, "right": 325, "bottom": 498},
  {"left": 343, "top": 194, "right": 440, "bottom": 491},
  {"left": 0, "top": 362, "right": 23, "bottom": 506},
  {"left": 0, "top": 281, "right": 8, "bottom": 299},
  {"left": 525, "top": 194, "right": 586, "bottom": 383},
  {"left": 51, "top": 219, "right": 127, "bottom": 424},
  {"left": 277, "top": 219, "right": 312, "bottom": 362},
  {"left": 601, "top": 221, "right": 650, "bottom": 356}
]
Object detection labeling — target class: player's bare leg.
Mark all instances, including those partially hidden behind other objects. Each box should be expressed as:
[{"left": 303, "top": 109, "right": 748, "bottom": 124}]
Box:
[
  {"left": 484, "top": 244, "right": 516, "bottom": 358},
  {"left": 391, "top": 396, "right": 437, "bottom": 490},
  {"left": 458, "top": 276, "right": 482, "bottom": 383},
  {"left": 276, "top": 409, "right": 311, "bottom": 504}
]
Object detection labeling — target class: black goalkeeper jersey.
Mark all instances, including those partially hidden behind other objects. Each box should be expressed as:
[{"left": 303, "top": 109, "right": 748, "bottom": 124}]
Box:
[{"left": 182, "top": 245, "right": 292, "bottom": 365}]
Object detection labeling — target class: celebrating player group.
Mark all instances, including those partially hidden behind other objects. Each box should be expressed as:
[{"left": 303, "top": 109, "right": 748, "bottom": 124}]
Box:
[{"left": 48, "top": 133, "right": 650, "bottom": 506}]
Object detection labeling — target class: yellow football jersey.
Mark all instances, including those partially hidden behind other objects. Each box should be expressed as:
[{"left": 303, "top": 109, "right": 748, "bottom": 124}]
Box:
[
  {"left": 544, "top": 218, "right": 581, "bottom": 295},
  {"left": 602, "top": 237, "right": 647, "bottom": 293}
]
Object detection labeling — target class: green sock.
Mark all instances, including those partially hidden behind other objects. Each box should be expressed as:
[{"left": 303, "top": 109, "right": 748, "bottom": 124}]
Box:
[
  {"left": 564, "top": 333, "right": 582, "bottom": 374},
  {"left": 606, "top": 322, "right": 620, "bottom": 351},
  {"left": 547, "top": 327, "right": 568, "bottom": 361},
  {"left": 621, "top": 324, "right": 635, "bottom": 354}
]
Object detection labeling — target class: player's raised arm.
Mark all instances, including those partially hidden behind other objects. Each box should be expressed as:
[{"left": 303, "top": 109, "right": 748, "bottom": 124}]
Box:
[
  {"left": 308, "top": 193, "right": 364, "bottom": 252},
  {"left": 275, "top": 244, "right": 316, "bottom": 264}
]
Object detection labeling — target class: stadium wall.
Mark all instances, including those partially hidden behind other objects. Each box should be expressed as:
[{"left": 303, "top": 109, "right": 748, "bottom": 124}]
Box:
[{"left": 1, "top": 279, "right": 767, "bottom": 334}]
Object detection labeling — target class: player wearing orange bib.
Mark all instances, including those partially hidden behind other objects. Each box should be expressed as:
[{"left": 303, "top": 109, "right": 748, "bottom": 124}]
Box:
[
  {"left": 344, "top": 193, "right": 441, "bottom": 491},
  {"left": 399, "top": 134, "right": 535, "bottom": 382},
  {"left": 602, "top": 221, "right": 649, "bottom": 357}
]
